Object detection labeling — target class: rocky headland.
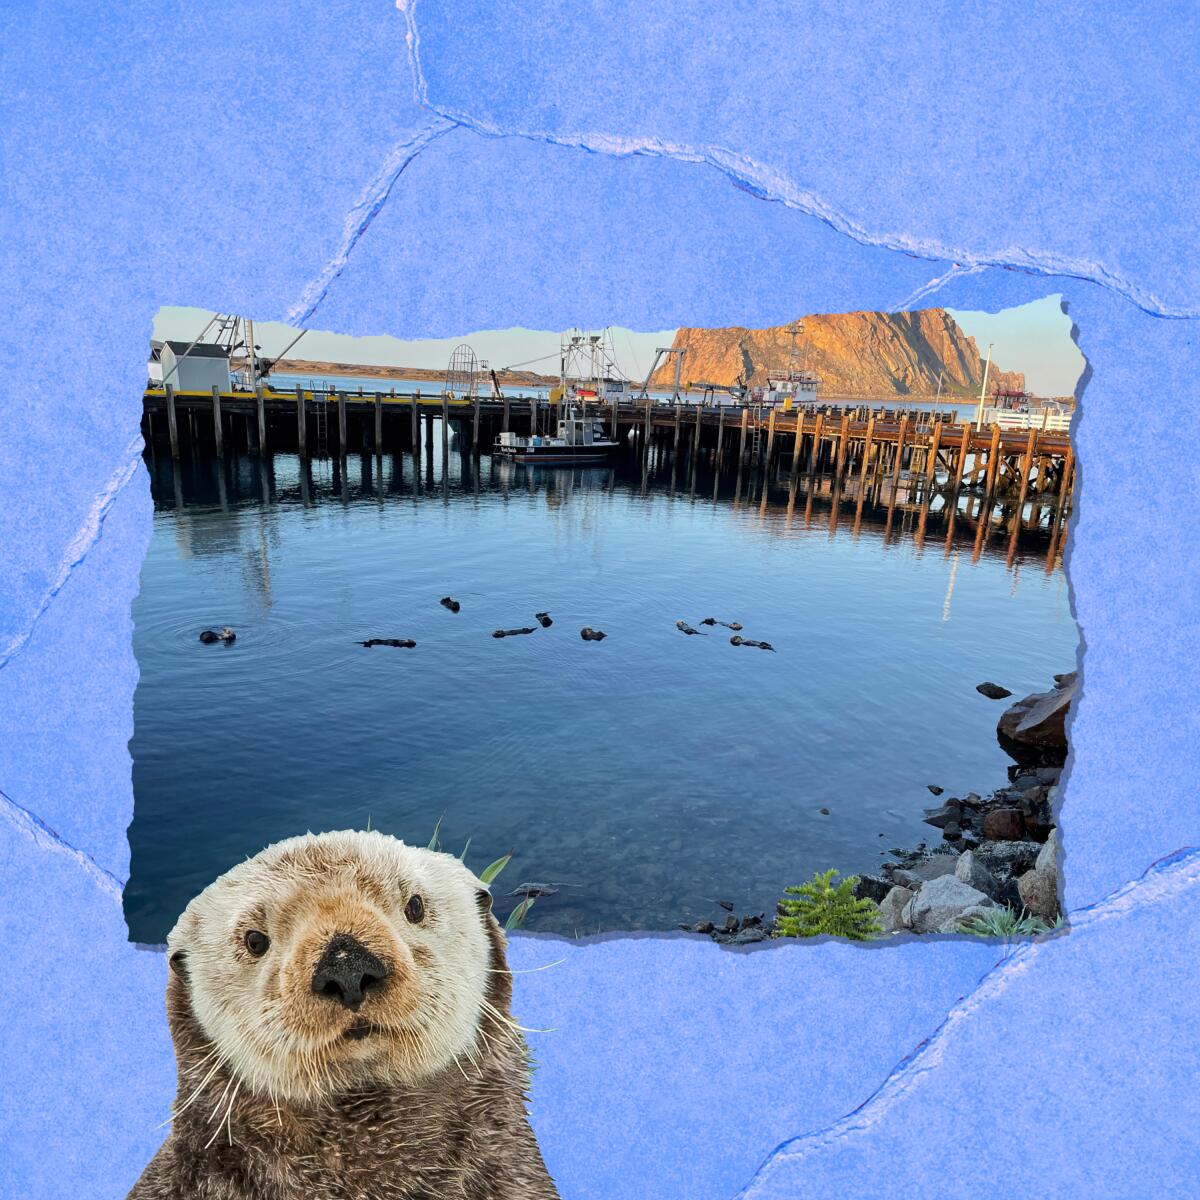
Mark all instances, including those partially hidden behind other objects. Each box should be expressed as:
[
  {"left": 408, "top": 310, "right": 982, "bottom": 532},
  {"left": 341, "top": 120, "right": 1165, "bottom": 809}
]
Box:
[{"left": 650, "top": 307, "right": 1027, "bottom": 398}]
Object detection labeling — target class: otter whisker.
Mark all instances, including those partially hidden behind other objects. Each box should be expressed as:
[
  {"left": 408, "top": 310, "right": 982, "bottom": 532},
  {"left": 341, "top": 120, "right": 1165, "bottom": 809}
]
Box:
[
  {"left": 489, "top": 958, "right": 566, "bottom": 976},
  {"left": 155, "top": 1056, "right": 225, "bottom": 1130}
]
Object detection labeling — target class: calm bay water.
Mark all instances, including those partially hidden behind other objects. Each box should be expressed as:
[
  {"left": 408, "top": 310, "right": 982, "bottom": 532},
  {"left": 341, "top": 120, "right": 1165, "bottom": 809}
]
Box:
[{"left": 126, "top": 442, "right": 1076, "bottom": 942}]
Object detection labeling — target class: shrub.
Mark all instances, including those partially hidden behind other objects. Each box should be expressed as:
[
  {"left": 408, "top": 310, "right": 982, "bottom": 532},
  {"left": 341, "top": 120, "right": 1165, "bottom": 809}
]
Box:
[
  {"left": 958, "top": 906, "right": 1061, "bottom": 938},
  {"left": 773, "top": 869, "right": 882, "bottom": 940}
]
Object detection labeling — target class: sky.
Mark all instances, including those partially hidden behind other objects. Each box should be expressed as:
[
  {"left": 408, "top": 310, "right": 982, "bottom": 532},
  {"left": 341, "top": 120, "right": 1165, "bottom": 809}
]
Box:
[{"left": 154, "top": 295, "right": 1085, "bottom": 396}]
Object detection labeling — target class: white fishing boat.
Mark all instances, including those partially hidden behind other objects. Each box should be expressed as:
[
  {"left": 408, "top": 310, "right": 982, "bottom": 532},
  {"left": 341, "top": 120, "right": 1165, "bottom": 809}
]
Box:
[{"left": 494, "top": 330, "right": 623, "bottom": 465}]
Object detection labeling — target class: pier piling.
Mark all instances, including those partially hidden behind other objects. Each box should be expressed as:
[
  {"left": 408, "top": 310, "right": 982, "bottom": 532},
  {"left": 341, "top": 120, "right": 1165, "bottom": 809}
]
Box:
[
  {"left": 255, "top": 386, "right": 267, "bottom": 453},
  {"left": 210, "top": 385, "right": 224, "bottom": 457},
  {"left": 166, "top": 384, "right": 180, "bottom": 460},
  {"left": 337, "top": 391, "right": 347, "bottom": 456},
  {"left": 296, "top": 387, "right": 307, "bottom": 457},
  {"left": 374, "top": 391, "right": 383, "bottom": 452}
]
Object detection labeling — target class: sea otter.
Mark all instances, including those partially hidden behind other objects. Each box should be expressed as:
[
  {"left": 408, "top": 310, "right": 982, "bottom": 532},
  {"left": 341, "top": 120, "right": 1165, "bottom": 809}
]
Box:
[
  {"left": 359, "top": 638, "right": 417, "bottom": 649},
  {"left": 579, "top": 627, "right": 607, "bottom": 641},
  {"left": 675, "top": 620, "right": 705, "bottom": 636},
  {"left": 492, "top": 627, "right": 537, "bottom": 639},
  {"left": 730, "top": 635, "right": 775, "bottom": 651},
  {"left": 129, "top": 831, "right": 559, "bottom": 1200},
  {"left": 199, "top": 627, "right": 236, "bottom": 645},
  {"left": 440, "top": 597, "right": 462, "bottom": 613},
  {"left": 534, "top": 612, "right": 553, "bottom": 629}
]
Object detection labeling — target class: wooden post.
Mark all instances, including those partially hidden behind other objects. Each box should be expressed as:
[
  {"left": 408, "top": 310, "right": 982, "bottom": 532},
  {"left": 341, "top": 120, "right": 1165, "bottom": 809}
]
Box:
[
  {"left": 336, "top": 390, "right": 347, "bottom": 456},
  {"left": 673, "top": 403, "right": 682, "bottom": 454},
  {"left": 530, "top": 395, "right": 537, "bottom": 436},
  {"left": 924, "top": 419, "right": 942, "bottom": 486},
  {"left": 984, "top": 423, "right": 1002, "bottom": 496},
  {"left": 955, "top": 423, "right": 972, "bottom": 492},
  {"left": 296, "top": 386, "right": 307, "bottom": 457},
  {"left": 502, "top": 393, "right": 511, "bottom": 434},
  {"left": 166, "top": 384, "right": 180, "bottom": 459},
  {"left": 790, "top": 410, "right": 804, "bottom": 475},
  {"left": 1056, "top": 444, "right": 1075, "bottom": 511},
  {"left": 443, "top": 394, "right": 451, "bottom": 457},
  {"left": 692, "top": 402, "right": 703, "bottom": 456},
  {"left": 472, "top": 393, "right": 480, "bottom": 451},
  {"left": 374, "top": 391, "right": 383, "bottom": 452},
  {"left": 765, "top": 406, "right": 777, "bottom": 466},
  {"left": 255, "top": 386, "right": 267, "bottom": 452},
  {"left": 211, "top": 384, "right": 224, "bottom": 457},
  {"left": 410, "top": 394, "right": 419, "bottom": 450},
  {"left": 808, "top": 412, "right": 824, "bottom": 473},
  {"left": 611, "top": 399, "right": 619, "bottom": 440},
  {"left": 738, "top": 406, "right": 749, "bottom": 464},
  {"left": 858, "top": 413, "right": 875, "bottom": 484},
  {"left": 835, "top": 414, "right": 850, "bottom": 477},
  {"left": 643, "top": 398, "right": 652, "bottom": 459},
  {"left": 1015, "top": 427, "right": 1036, "bottom": 512},
  {"left": 716, "top": 407, "right": 726, "bottom": 464},
  {"left": 891, "top": 414, "right": 909, "bottom": 486}
]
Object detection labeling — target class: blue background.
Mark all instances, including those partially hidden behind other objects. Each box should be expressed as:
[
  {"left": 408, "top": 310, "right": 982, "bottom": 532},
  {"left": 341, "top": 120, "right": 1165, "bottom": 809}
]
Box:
[{"left": 1, "top": 2, "right": 1197, "bottom": 1196}]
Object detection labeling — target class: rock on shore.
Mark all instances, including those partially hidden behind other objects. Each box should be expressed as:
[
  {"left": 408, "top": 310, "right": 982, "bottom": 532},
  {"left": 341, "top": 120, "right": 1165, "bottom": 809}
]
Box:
[{"left": 996, "top": 673, "right": 1075, "bottom": 764}]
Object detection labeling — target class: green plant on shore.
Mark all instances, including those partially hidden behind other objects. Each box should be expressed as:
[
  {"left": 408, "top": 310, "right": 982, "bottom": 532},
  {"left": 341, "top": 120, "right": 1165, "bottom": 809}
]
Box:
[
  {"left": 958, "top": 906, "right": 1063, "bottom": 939},
  {"left": 772, "top": 869, "right": 882, "bottom": 941}
]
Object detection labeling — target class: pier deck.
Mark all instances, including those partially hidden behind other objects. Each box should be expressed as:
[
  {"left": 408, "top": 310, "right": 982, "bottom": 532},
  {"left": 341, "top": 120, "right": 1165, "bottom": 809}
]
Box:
[{"left": 141, "top": 386, "right": 1074, "bottom": 510}]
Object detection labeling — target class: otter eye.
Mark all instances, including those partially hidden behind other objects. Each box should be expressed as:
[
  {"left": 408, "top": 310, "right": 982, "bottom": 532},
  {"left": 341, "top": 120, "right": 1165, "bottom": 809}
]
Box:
[
  {"left": 404, "top": 894, "right": 425, "bottom": 923},
  {"left": 244, "top": 930, "right": 270, "bottom": 956}
]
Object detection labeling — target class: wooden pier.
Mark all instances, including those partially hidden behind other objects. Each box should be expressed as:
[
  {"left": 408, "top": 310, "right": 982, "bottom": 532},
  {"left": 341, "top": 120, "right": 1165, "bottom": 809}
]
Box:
[{"left": 141, "top": 386, "right": 1074, "bottom": 511}]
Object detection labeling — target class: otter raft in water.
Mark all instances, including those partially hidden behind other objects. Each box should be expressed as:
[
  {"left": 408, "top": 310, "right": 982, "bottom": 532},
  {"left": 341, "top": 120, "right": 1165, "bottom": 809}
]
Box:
[{"left": 128, "top": 830, "right": 560, "bottom": 1200}]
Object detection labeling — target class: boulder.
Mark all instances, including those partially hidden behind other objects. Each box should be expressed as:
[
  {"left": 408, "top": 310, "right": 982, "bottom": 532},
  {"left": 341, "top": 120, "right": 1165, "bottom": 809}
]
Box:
[
  {"left": 1053, "top": 671, "right": 1077, "bottom": 689},
  {"left": 976, "top": 681, "right": 1013, "bottom": 699},
  {"left": 879, "top": 886, "right": 914, "bottom": 933},
  {"left": 954, "top": 850, "right": 1000, "bottom": 899},
  {"left": 904, "top": 875, "right": 995, "bottom": 934},
  {"left": 973, "top": 839, "right": 1042, "bottom": 879},
  {"left": 852, "top": 873, "right": 894, "bottom": 904},
  {"left": 1017, "top": 867, "right": 1059, "bottom": 922},
  {"left": 983, "top": 808, "right": 1025, "bottom": 840},
  {"left": 923, "top": 802, "right": 962, "bottom": 829},
  {"left": 893, "top": 854, "right": 959, "bottom": 890},
  {"left": 1036, "top": 827, "right": 1060, "bottom": 874},
  {"left": 997, "top": 682, "right": 1074, "bottom": 762}
]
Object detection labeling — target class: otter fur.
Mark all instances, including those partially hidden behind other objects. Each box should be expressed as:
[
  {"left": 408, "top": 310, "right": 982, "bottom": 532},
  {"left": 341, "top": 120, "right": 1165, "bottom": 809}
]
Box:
[{"left": 129, "top": 830, "right": 559, "bottom": 1200}]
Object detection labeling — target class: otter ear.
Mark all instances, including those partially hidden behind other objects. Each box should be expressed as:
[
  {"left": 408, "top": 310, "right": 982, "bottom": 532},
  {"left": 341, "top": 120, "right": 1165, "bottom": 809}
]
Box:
[
  {"left": 476, "top": 888, "right": 493, "bottom": 911},
  {"left": 168, "top": 949, "right": 189, "bottom": 979}
]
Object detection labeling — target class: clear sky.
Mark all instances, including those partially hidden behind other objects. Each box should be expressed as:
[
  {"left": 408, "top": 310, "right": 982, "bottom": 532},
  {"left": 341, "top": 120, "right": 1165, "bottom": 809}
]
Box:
[{"left": 154, "top": 294, "right": 1084, "bottom": 395}]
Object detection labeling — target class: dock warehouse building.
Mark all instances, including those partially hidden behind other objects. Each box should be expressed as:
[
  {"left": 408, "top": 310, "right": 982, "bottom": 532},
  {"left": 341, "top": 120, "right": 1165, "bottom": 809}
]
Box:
[{"left": 160, "top": 341, "right": 231, "bottom": 393}]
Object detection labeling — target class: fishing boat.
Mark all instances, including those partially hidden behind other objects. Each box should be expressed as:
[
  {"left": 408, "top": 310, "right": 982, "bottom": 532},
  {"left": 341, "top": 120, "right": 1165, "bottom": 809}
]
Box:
[
  {"left": 495, "top": 409, "right": 619, "bottom": 464},
  {"left": 494, "top": 330, "right": 624, "bottom": 464}
]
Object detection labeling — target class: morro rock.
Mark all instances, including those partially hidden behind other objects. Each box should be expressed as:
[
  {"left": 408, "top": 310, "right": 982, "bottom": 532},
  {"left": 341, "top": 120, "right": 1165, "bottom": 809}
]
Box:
[{"left": 650, "top": 308, "right": 1025, "bottom": 398}]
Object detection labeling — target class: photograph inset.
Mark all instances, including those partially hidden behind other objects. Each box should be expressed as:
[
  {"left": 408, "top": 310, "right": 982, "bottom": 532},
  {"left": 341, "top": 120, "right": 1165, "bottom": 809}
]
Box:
[{"left": 129, "top": 301, "right": 1082, "bottom": 944}]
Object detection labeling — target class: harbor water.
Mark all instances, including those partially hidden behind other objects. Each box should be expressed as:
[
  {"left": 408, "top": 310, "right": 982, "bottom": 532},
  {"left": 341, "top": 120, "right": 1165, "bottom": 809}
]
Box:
[{"left": 126, "top": 440, "right": 1076, "bottom": 942}]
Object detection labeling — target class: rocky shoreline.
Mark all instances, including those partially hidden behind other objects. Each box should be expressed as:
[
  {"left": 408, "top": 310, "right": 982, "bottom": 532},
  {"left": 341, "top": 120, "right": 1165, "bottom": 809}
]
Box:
[{"left": 686, "top": 672, "right": 1074, "bottom": 943}]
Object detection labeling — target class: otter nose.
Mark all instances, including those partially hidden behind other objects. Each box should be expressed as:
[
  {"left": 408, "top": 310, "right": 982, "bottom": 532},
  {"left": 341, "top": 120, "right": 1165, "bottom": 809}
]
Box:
[{"left": 311, "top": 934, "right": 389, "bottom": 1010}]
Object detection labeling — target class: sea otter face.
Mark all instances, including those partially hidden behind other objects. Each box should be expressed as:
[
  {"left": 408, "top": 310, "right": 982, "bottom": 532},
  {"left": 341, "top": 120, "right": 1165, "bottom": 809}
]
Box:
[{"left": 165, "top": 830, "right": 496, "bottom": 1104}]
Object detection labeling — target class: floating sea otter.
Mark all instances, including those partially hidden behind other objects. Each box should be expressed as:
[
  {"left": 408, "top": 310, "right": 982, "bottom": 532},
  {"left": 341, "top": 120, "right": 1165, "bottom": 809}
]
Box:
[
  {"left": 492, "top": 627, "right": 537, "bottom": 638},
  {"left": 730, "top": 635, "right": 775, "bottom": 651},
  {"left": 579, "top": 627, "right": 607, "bottom": 641},
  {"left": 675, "top": 620, "right": 705, "bottom": 636},
  {"left": 701, "top": 618, "right": 743, "bottom": 631},
  {"left": 440, "top": 596, "right": 461, "bottom": 613},
  {"left": 359, "top": 638, "right": 417, "bottom": 649},
  {"left": 534, "top": 612, "right": 553, "bottom": 628},
  {"left": 128, "top": 830, "right": 559, "bottom": 1200},
  {"left": 198, "top": 627, "right": 236, "bottom": 644}
]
